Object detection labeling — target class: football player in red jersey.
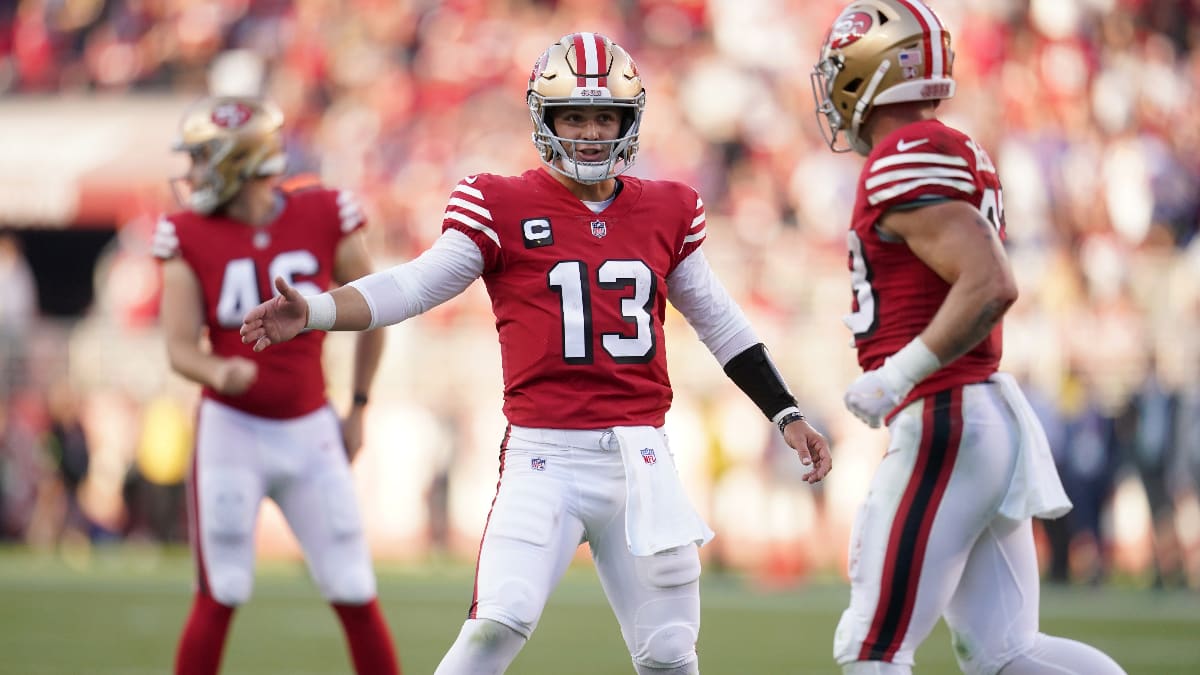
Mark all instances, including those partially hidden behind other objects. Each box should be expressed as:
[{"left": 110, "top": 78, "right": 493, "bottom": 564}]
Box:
[
  {"left": 154, "top": 96, "right": 399, "bottom": 675},
  {"left": 241, "top": 33, "right": 831, "bottom": 674},
  {"left": 812, "top": 2, "right": 1125, "bottom": 674}
]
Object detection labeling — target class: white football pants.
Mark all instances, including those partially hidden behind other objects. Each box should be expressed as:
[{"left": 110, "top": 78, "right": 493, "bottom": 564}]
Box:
[{"left": 188, "top": 399, "right": 376, "bottom": 606}]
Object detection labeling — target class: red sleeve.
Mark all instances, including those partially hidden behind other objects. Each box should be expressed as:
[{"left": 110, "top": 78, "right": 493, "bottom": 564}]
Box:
[
  {"left": 332, "top": 188, "right": 367, "bottom": 238},
  {"left": 152, "top": 214, "right": 181, "bottom": 261},
  {"left": 670, "top": 185, "right": 706, "bottom": 274},
  {"left": 441, "top": 175, "right": 502, "bottom": 273},
  {"left": 862, "top": 130, "right": 978, "bottom": 212}
]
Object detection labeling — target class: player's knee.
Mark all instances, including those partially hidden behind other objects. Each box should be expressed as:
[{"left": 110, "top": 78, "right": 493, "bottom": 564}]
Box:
[
  {"left": 950, "top": 627, "right": 995, "bottom": 675},
  {"left": 993, "top": 634, "right": 1127, "bottom": 675},
  {"left": 635, "top": 624, "right": 697, "bottom": 671},
  {"left": 320, "top": 566, "right": 376, "bottom": 605},
  {"left": 489, "top": 578, "right": 543, "bottom": 632},
  {"left": 465, "top": 618, "right": 528, "bottom": 654},
  {"left": 207, "top": 569, "right": 253, "bottom": 606}
]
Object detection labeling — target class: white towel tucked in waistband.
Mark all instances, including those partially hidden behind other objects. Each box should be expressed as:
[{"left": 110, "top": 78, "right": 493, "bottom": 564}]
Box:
[
  {"left": 612, "top": 426, "right": 715, "bottom": 556},
  {"left": 992, "top": 373, "right": 1073, "bottom": 520}
]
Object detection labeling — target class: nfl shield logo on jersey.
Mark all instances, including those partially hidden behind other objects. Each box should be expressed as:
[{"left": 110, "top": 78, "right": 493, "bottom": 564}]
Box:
[
  {"left": 640, "top": 448, "right": 656, "bottom": 465},
  {"left": 531, "top": 457, "right": 547, "bottom": 471},
  {"left": 590, "top": 220, "right": 607, "bottom": 238}
]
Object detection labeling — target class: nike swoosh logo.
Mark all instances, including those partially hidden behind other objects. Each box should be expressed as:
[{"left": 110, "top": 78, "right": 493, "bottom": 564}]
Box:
[
  {"left": 896, "top": 138, "right": 929, "bottom": 152},
  {"left": 465, "top": 175, "right": 478, "bottom": 184}
]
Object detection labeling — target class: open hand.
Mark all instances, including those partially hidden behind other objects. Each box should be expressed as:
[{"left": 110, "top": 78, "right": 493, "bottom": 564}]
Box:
[{"left": 240, "top": 276, "right": 308, "bottom": 352}]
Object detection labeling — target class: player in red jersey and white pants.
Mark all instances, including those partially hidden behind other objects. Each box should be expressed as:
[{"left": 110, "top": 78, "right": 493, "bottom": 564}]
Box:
[
  {"left": 155, "top": 96, "right": 399, "bottom": 675},
  {"left": 241, "top": 33, "right": 832, "bottom": 674},
  {"left": 812, "top": 2, "right": 1125, "bottom": 674}
]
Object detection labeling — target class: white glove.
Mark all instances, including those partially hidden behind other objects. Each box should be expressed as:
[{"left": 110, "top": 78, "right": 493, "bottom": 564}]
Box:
[{"left": 844, "top": 338, "right": 940, "bottom": 428}]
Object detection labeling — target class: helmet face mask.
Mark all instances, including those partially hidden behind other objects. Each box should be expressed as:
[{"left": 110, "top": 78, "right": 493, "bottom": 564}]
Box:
[
  {"left": 811, "top": 0, "right": 956, "bottom": 155},
  {"left": 527, "top": 32, "right": 645, "bottom": 184},
  {"left": 171, "top": 96, "right": 287, "bottom": 214}
]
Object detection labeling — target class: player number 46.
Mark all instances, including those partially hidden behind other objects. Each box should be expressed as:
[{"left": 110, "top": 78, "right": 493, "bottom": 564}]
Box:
[{"left": 216, "top": 251, "right": 321, "bottom": 327}]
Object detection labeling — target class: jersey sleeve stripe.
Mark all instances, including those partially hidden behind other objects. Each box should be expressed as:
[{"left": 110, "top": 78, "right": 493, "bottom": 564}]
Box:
[
  {"left": 867, "top": 178, "right": 977, "bottom": 205},
  {"left": 683, "top": 230, "right": 706, "bottom": 244},
  {"left": 691, "top": 213, "right": 705, "bottom": 229},
  {"left": 447, "top": 196, "right": 493, "bottom": 220},
  {"left": 446, "top": 211, "right": 501, "bottom": 247},
  {"left": 870, "top": 152, "right": 968, "bottom": 172},
  {"left": 454, "top": 183, "right": 484, "bottom": 200},
  {"left": 865, "top": 167, "right": 974, "bottom": 190},
  {"left": 152, "top": 218, "right": 179, "bottom": 259},
  {"left": 337, "top": 196, "right": 365, "bottom": 233}
]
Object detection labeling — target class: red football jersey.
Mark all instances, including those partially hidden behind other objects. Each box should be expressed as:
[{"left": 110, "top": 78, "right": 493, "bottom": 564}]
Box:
[
  {"left": 846, "top": 119, "right": 1005, "bottom": 414},
  {"left": 443, "top": 168, "right": 707, "bottom": 428},
  {"left": 155, "top": 188, "right": 365, "bottom": 418}
]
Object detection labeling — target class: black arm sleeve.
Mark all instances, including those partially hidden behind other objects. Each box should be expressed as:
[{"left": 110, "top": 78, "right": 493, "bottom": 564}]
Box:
[{"left": 722, "top": 343, "right": 798, "bottom": 421}]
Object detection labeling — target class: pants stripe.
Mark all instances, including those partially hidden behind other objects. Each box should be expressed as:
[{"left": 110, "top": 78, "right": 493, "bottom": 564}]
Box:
[
  {"left": 188, "top": 413, "right": 209, "bottom": 597},
  {"left": 859, "top": 388, "right": 963, "bottom": 661},
  {"left": 469, "top": 425, "right": 512, "bottom": 619}
]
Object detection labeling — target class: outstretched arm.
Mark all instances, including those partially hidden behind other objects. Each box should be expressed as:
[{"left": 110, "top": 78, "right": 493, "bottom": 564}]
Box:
[
  {"left": 239, "top": 276, "right": 373, "bottom": 352},
  {"left": 241, "top": 229, "right": 485, "bottom": 351}
]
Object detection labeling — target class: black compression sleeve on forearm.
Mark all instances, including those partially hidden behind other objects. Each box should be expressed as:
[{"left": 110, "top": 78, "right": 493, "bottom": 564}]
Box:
[{"left": 722, "top": 343, "right": 798, "bottom": 421}]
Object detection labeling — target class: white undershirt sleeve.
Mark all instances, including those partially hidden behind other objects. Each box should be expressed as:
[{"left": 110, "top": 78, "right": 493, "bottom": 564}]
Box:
[
  {"left": 666, "top": 249, "right": 760, "bottom": 366},
  {"left": 347, "top": 229, "right": 485, "bottom": 329}
]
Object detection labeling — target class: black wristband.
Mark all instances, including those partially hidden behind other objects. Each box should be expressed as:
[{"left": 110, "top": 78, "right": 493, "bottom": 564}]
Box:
[
  {"left": 722, "top": 343, "right": 798, "bottom": 422},
  {"left": 776, "top": 411, "right": 806, "bottom": 434},
  {"left": 352, "top": 392, "right": 369, "bottom": 407}
]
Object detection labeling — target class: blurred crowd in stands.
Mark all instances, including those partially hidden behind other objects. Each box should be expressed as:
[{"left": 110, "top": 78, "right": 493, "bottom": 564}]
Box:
[{"left": 2, "top": 0, "right": 1200, "bottom": 589}]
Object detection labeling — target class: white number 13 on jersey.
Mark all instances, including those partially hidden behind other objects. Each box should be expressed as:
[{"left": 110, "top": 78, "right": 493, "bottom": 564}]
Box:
[{"left": 548, "top": 259, "right": 656, "bottom": 364}]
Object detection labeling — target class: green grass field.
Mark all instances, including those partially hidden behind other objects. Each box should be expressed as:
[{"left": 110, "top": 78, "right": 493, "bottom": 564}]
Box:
[{"left": 0, "top": 546, "right": 1196, "bottom": 675}]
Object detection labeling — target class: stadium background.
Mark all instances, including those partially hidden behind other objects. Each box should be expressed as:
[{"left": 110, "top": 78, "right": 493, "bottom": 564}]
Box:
[{"left": 1, "top": 0, "right": 1199, "bottom": 673}]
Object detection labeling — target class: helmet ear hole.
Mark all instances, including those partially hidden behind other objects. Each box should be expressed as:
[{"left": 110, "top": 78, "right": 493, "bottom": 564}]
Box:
[
  {"left": 843, "top": 78, "right": 863, "bottom": 94},
  {"left": 619, "top": 110, "right": 636, "bottom": 135}
]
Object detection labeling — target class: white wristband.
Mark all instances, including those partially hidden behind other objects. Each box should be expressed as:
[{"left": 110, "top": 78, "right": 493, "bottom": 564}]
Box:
[
  {"left": 304, "top": 292, "right": 337, "bottom": 331},
  {"left": 883, "top": 337, "right": 941, "bottom": 391}
]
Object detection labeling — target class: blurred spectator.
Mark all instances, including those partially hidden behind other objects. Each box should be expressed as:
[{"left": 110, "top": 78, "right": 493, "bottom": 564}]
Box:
[
  {"left": 0, "top": 233, "right": 37, "bottom": 397},
  {"left": 1057, "top": 365, "right": 1121, "bottom": 585},
  {"left": 125, "top": 392, "right": 191, "bottom": 543},
  {"left": 43, "top": 380, "right": 92, "bottom": 546},
  {"left": 1117, "top": 356, "right": 1186, "bottom": 588}
]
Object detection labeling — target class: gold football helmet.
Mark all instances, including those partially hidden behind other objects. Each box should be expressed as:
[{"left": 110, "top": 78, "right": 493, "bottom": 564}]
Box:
[
  {"left": 171, "top": 96, "right": 286, "bottom": 214},
  {"left": 812, "top": 0, "right": 955, "bottom": 155},
  {"left": 527, "top": 32, "right": 645, "bottom": 184}
]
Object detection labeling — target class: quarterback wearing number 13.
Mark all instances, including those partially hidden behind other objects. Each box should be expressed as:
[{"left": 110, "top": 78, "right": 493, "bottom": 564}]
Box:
[{"left": 242, "top": 32, "right": 831, "bottom": 675}]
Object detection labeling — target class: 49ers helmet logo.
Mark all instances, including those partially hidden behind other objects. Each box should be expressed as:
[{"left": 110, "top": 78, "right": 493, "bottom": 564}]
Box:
[
  {"left": 829, "top": 11, "right": 873, "bottom": 49},
  {"left": 211, "top": 101, "right": 254, "bottom": 129},
  {"left": 529, "top": 51, "right": 550, "bottom": 84}
]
